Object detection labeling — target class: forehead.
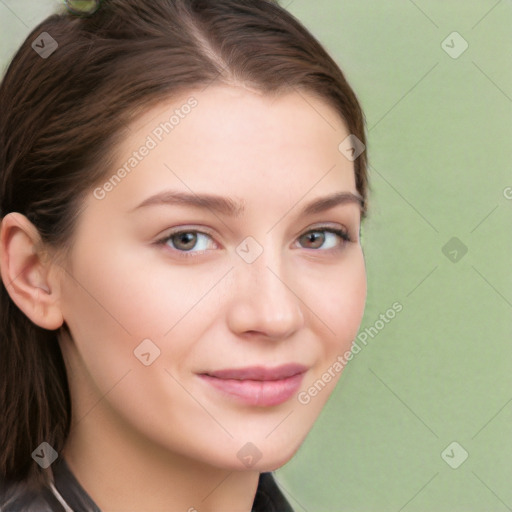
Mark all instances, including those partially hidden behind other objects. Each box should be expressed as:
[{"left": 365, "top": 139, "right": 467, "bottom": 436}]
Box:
[
  {"left": 130, "top": 83, "right": 348, "bottom": 138},
  {"left": 95, "top": 84, "right": 357, "bottom": 214}
]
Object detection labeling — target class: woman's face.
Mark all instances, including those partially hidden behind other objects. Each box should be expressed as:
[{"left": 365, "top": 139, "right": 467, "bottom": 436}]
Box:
[{"left": 56, "top": 84, "right": 366, "bottom": 472}]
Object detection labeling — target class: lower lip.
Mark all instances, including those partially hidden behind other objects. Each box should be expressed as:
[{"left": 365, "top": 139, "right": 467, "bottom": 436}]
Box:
[{"left": 198, "top": 373, "right": 305, "bottom": 407}]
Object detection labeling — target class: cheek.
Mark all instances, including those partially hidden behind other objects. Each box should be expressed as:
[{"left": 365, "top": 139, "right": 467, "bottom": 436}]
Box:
[
  {"left": 62, "top": 243, "right": 183, "bottom": 341},
  {"left": 311, "top": 250, "right": 367, "bottom": 354},
  {"left": 293, "top": 252, "right": 366, "bottom": 418},
  {"left": 59, "top": 244, "right": 222, "bottom": 392},
  {"left": 58, "top": 247, "right": 163, "bottom": 385}
]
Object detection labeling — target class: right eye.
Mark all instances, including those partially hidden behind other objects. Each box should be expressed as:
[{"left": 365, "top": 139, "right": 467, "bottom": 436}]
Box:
[{"left": 155, "top": 228, "right": 219, "bottom": 258}]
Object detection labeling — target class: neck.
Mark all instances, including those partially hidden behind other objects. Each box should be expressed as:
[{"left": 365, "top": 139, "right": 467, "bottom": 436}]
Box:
[{"left": 62, "top": 403, "right": 260, "bottom": 512}]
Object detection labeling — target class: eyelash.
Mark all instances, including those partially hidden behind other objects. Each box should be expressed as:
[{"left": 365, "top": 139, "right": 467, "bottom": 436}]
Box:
[{"left": 154, "top": 226, "right": 352, "bottom": 259}]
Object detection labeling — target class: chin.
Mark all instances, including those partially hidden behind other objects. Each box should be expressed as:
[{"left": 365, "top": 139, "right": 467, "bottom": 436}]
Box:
[
  {"left": 257, "top": 442, "right": 303, "bottom": 472},
  {"left": 206, "top": 438, "right": 302, "bottom": 473}
]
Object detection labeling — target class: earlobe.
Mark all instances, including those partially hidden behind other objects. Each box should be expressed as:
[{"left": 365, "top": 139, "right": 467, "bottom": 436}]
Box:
[{"left": 0, "top": 212, "right": 64, "bottom": 330}]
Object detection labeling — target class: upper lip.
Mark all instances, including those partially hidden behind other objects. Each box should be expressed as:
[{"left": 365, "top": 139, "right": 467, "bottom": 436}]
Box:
[{"left": 201, "top": 363, "right": 308, "bottom": 381}]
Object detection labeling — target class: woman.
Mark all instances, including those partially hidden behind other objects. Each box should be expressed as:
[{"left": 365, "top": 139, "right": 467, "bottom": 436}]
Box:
[{"left": 0, "top": 0, "right": 369, "bottom": 510}]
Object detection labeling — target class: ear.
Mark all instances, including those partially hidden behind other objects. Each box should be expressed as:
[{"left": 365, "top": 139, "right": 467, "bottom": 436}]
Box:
[{"left": 0, "top": 212, "right": 64, "bottom": 330}]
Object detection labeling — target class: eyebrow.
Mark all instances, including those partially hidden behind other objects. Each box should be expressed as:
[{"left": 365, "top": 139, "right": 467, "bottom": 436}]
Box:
[{"left": 129, "top": 190, "right": 364, "bottom": 217}]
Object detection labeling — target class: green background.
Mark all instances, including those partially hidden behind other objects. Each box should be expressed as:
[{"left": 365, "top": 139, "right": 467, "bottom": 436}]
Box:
[{"left": 1, "top": 1, "right": 511, "bottom": 510}]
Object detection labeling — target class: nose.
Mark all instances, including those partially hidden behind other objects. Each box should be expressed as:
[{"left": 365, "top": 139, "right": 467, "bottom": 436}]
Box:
[{"left": 226, "top": 243, "right": 305, "bottom": 340}]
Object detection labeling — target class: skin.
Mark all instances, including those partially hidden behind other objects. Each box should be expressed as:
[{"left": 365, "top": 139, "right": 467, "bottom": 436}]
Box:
[{"left": 0, "top": 84, "right": 366, "bottom": 512}]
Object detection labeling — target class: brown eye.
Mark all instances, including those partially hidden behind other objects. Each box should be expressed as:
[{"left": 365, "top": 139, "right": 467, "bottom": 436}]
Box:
[
  {"left": 170, "top": 232, "right": 198, "bottom": 251},
  {"left": 156, "top": 230, "right": 216, "bottom": 257},
  {"left": 297, "top": 228, "right": 351, "bottom": 251},
  {"left": 299, "top": 231, "right": 325, "bottom": 249}
]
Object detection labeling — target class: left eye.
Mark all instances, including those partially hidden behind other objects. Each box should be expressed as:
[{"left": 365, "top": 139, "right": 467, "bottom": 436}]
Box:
[
  {"left": 156, "top": 226, "right": 351, "bottom": 258},
  {"left": 296, "top": 228, "right": 350, "bottom": 250}
]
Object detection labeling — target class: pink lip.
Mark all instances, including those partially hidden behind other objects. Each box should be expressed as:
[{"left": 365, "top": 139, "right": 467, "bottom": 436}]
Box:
[{"left": 198, "top": 364, "right": 308, "bottom": 407}]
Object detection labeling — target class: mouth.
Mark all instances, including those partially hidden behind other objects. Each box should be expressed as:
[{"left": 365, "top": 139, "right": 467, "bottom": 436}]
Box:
[{"left": 198, "top": 364, "right": 308, "bottom": 407}]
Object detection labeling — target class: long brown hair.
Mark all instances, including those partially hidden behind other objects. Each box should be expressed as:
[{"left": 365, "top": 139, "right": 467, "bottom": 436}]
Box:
[{"left": 0, "top": 0, "right": 368, "bottom": 487}]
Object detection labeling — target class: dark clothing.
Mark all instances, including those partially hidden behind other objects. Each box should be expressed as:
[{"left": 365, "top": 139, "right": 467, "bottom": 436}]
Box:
[{"left": 0, "top": 457, "right": 294, "bottom": 511}]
